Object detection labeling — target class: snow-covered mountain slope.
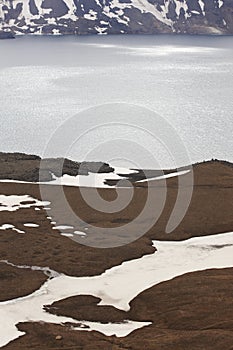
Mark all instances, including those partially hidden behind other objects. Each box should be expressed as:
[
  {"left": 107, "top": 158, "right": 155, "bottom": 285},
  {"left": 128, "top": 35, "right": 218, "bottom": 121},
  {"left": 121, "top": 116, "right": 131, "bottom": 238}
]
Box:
[{"left": 0, "top": 0, "right": 233, "bottom": 36}]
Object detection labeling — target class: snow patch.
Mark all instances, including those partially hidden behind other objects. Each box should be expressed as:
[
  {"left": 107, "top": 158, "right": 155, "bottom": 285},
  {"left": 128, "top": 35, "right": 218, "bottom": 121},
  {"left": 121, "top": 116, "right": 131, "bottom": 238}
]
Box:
[
  {"left": 53, "top": 225, "right": 74, "bottom": 230},
  {"left": 0, "top": 231, "right": 233, "bottom": 347},
  {"left": 199, "top": 0, "right": 205, "bottom": 15},
  {"left": 23, "top": 223, "right": 39, "bottom": 228},
  {"left": 0, "top": 195, "right": 50, "bottom": 212},
  {"left": 48, "top": 167, "right": 138, "bottom": 188},
  {"left": 132, "top": 0, "right": 172, "bottom": 26},
  {"left": 137, "top": 170, "right": 190, "bottom": 183},
  {"left": 0, "top": 224, "right": 25, "bottom": 234}
]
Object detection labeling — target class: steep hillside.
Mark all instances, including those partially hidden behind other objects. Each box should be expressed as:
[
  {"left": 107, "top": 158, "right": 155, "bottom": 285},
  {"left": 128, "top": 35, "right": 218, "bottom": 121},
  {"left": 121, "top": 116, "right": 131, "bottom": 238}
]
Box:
[{"left": 0, "top": 0, "right": 233, "bottom": 36}]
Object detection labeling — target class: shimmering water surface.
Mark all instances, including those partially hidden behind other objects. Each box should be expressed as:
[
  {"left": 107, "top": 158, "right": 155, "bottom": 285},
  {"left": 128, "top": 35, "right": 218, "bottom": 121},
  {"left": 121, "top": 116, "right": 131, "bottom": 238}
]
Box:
[{"left": 0, "top": 35, "right": 232, "bottom": 168}]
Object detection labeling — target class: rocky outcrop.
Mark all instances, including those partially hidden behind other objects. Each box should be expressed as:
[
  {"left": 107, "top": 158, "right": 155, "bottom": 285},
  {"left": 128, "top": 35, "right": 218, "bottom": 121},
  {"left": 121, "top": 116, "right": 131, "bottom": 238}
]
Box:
[
  {"left": 0, "top": 152, "right": 114, "bottom": 182},
  {"left": 0, "top": 0, "right": 233, "bottom": 36},
  {"left": 0, "top": 29, "right": 14, "bottom": 38}
]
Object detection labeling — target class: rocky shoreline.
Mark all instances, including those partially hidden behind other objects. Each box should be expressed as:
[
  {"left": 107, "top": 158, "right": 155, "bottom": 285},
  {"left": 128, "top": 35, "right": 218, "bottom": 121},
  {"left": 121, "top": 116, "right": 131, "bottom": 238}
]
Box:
[{"left": 0, "top": 31, "right": 14, "bottom": 39}]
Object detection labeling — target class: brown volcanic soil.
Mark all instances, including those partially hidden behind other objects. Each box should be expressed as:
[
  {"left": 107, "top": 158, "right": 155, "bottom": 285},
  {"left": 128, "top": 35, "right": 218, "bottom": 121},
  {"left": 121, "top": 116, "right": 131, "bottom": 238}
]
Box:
[
  {"left": 0, "top": 160, "right": 233, "bottom": 295},
  {"left": 1, "top": 159, "right": 233, "bottom": 348},
  {"left": 0, "top": 262, "right": 47, "bottom": 302},
  {"left": 46, "top": 268, "right": 233, "bottom": 330},
  {"left": 0, "top": 185, "right": 154, "bottom": 277},
  {"left": 0, "top": 160, "right": 233, "bottom": 281},
  {"left": 3, "top": 269, "right": 233, "bottom": 350},
  {"left": 44, "top": 295, "right": 127, "bottom": 323}
]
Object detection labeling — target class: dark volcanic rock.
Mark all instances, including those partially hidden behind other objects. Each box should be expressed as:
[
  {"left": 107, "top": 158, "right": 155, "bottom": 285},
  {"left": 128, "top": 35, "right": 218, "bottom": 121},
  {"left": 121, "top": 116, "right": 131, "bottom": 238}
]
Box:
[
  {"left": 0, "top": 152, "right": 114, "bottom": 182},
  {"left": 0, "top": 30, "right": 15, "bottom": 39},
  {"left": 0, "top": 0, "right": 233, "bottom": 36},
  {"left": 0, "top": 152, "right": 40, "bottom": 162}
]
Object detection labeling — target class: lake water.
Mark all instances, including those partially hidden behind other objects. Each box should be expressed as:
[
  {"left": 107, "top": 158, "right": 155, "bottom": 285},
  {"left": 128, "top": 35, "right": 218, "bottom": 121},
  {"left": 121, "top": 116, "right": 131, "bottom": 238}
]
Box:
[{"left": 0, "top": 35, "right": 232, "bottom": 169}]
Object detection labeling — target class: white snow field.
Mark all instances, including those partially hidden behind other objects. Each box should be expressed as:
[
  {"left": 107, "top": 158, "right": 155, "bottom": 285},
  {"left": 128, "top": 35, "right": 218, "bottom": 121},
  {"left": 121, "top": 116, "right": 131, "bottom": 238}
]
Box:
[{"left": 0, "top": 231, "right": 232, "bottom": 347}]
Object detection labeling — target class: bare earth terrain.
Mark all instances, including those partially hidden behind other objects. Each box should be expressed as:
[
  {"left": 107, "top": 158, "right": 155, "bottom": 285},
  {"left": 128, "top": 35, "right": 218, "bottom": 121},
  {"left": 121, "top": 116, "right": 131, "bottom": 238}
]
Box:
[{"left": 0, "top": 156, "right": 233, "bottom": 349}]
